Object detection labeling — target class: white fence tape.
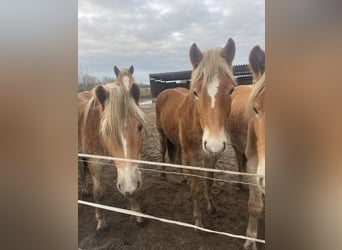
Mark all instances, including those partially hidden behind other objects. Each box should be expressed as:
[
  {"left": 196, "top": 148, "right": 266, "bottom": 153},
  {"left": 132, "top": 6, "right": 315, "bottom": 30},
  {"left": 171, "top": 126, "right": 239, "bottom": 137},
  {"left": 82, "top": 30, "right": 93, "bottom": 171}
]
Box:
[
  {"left": 78, "top": 200, "right": 265, "bottom": 244},
  {"left": 78, "top": 158, "right": 258, "bottom": 186},
  {"left": 78, "top": 153, "right": 263, "bottom": 178}
]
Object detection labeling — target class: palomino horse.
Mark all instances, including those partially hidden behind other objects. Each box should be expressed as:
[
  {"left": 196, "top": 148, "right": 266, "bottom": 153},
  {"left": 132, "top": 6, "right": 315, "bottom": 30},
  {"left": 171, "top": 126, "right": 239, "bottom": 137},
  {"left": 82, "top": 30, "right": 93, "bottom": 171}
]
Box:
[
  {"left": 226, "top": 45, "right": 265, "bottom": 249},
  {"left": 78, "top": 81, "right": 146, "bottom": 231},
  {"left": 79, "top": 66, "right": 140, "bottom": 196},
  {"left": 156, "top": 38, "right": 237, "bottom": 227}
]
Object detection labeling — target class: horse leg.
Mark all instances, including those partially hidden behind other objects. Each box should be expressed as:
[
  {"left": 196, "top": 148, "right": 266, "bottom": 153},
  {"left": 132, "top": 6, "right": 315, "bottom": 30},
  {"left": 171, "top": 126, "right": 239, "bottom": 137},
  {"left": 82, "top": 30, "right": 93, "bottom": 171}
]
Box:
[
  {"left": 79, "top": 156, "right": 90, "bottom": 196},
  {"left": 244, "top": 159, "right": 264, "bottom": 250},
  {"left": 233, "top": 147, "right": 248, "bottom": 191},
  {"left": 88, "top": 162, "right": 108, "bottom": 232},
  {"left": 176, "top": 148, "right": 187, "bottom": 183},
  {"left": 167, "top": 141, "right": 186, "bottom": 183},
  {"left": 158, "top": 129, "right": 167, "bottom": 178},
  {"left": 190, "top": 175, "right": 203, "bottom": 227},
  {"left": 203, "top": 156, "right": 218, "bottom": 215},
  {"left": 128, "top": 197, "right": 144, "bottom": 224}
]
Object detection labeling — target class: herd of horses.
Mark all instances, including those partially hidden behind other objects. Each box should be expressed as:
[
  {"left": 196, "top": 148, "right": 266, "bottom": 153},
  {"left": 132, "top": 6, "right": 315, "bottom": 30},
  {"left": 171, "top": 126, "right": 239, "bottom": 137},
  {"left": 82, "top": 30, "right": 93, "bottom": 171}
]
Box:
[{"left": 78, "top": 38, "right": 265, "bottom": 250}]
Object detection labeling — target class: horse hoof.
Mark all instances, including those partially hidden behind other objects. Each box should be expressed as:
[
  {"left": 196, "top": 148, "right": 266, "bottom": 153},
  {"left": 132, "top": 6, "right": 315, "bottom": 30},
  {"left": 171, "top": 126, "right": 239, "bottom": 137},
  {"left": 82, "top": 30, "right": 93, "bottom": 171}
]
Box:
[
  {"left": 137, "top": 218, "right": 148, "bottom": 228},
  {"left": 237, "top": 183, "right": 249, "bottom": 191},
  {"left": 180, "top": 178, "right": 187, "bottom": 184},
  {"left": 96, "top": 225, "right": 109, "bottom": 233},
  {"left": 81, "top": 190, "right": 90, "bottom": 197},
  {"left": 207, "top": 207, "right": 218, "bottom": 217},
  {"left": 244, "top": 240, "right": 257, "bottom": 250},
  {"left": 136, "top": 216, "right": 144, "bottom": 224}
]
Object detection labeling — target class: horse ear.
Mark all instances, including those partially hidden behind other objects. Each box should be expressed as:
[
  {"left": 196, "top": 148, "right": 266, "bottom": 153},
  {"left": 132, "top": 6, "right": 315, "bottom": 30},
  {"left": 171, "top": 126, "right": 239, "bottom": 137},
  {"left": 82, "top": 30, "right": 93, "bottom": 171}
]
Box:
[
  {"left": 114, "top": 66, "right": 120, "bottom": 77},
  {"left": 221, "top": 38, "right": 235, "bottom": 66},
  {"left": 95, "top": 85, "right": 109, "bottom": 110},
  {"left": 129, "top": 65, "right": 134, "bottom": 74},
  {"left": 130, "top": 83, "right": 140, "bottom": 105},
  {"left": 249, "top": 45, "right": 265, "bottom": 78},
  {"left": 189, "top": 43, "right": 203, "bottom": 68}
]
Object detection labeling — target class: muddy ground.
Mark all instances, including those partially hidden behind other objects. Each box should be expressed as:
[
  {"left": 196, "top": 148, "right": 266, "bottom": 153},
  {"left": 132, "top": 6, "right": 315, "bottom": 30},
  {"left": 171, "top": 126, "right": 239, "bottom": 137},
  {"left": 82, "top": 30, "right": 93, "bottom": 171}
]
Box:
[{"left": 78, "top": 102, "right": 265, "bottom": 250}]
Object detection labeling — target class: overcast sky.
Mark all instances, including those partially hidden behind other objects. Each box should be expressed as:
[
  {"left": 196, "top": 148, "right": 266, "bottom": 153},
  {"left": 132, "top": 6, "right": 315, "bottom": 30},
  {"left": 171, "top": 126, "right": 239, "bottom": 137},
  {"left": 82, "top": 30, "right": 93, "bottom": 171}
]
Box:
[{"left": 79, "top": 0, "right": 264, "bottom": 84}]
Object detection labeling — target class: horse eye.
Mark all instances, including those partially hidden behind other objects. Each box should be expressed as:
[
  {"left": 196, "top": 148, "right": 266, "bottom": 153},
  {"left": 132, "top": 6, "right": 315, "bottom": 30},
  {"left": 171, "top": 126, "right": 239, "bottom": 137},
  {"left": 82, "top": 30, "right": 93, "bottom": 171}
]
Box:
[
  {"left": 253, "top": 106, "right": 259, "bottom": 114},
  {"left": 229, "top": 87, "right": 235, "bottom": 95},
  {"left": 137, "top": 124, "right": 143, "bottom": 132},
  {"left": 193, "top": 91, "right": 199, "bottom": 98}
]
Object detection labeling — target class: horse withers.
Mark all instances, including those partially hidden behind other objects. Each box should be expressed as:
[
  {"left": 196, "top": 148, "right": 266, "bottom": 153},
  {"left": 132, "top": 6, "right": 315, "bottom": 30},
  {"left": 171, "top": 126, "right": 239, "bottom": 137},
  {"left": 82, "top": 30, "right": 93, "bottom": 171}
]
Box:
[
  {"left": 156, "top": 38, "right": 237, "bottom": 227},
  {"left": 78, "top": 67, "right": 146, "bottom": 231},
  {"left": 226, "top": 46, "right": 265, "bottom": 249}
]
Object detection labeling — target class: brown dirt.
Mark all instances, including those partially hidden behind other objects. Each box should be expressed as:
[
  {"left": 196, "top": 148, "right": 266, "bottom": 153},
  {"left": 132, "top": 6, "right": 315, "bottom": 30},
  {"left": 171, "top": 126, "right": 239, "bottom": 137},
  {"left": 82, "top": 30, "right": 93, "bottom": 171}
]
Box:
[{"left": 78, "top": 102, "right": 265, "bottom": 250}]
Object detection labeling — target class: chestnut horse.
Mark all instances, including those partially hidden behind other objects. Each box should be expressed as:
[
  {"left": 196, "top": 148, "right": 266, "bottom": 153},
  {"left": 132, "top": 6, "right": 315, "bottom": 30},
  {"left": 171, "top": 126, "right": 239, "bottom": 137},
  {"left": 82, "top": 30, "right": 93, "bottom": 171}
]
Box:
[
  {"left": 156, "top": 38, "right": 237, "bottom": 227},
  {"left": 226, "top": 46, "right": 265, "bottom": 249},
  {"left": 158, "top": 87, "right": 188, "bottom": 183},
  {"left": 78, "top": 79, "right": 146, "bottom": 231},
  {"left": 113, "top": 65, "right": 140, "bottom": 105}
]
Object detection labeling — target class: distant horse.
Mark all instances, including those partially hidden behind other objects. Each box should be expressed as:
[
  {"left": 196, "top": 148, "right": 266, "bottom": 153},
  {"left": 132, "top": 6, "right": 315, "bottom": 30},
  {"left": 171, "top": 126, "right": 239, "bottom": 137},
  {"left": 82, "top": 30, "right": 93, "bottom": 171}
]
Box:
[
  {"left": 156, "top": 38, "right": 237, "bottom": 227},
  {"left": 78, "top": 81, "right": 146, "bottom": 231},
  {"left": 226, "top": 46, "right": 265, "bottom": 249},
  {"left": 113, "top": 65, "right": 140, "bottom": 104}
]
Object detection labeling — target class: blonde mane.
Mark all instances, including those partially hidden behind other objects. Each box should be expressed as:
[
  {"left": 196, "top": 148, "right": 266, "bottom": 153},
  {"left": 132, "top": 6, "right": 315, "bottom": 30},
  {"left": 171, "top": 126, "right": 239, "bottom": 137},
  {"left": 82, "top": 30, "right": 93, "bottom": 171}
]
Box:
[
  {"left": 190, "top": 47, "right": 236, "bottom": 91},
  {"left": 246, "top": 73, "right": 265, "bottom": 118},
  {"left": 83, "top": 84, "right": 146, "bottom": 150}
]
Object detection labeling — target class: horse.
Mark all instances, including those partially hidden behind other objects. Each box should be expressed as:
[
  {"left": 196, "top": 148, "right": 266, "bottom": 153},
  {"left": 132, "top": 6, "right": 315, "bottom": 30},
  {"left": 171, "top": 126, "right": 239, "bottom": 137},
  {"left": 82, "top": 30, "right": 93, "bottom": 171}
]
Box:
[
  {"left": 113, "top": 65, "right": 140, "bottom": 105},
  {"left": 158, "top": 87, "right": 188, "bottom": 183},
  {"left": 227, "top": 46, "right": 265, "bottom": 187},
  {"left": 156, "top": 38, "right": 237, "bottom": 227},
  {"left": 78, "top": 81, "right": 147, "bottom": 232},
  {"left": 226, "top": 45, "right": 265, "bottom": 249},
  {"left": 79, "top": 65, "right": 140, "bottom": 196}
]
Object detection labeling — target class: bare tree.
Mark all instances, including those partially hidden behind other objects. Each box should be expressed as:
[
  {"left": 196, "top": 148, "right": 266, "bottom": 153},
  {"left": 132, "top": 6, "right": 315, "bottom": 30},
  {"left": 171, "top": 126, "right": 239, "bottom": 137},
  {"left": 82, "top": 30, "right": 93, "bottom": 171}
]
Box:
[
  {"left": 102, "top": 77, "right": 114, "bottom": 84},
  {"left": 78, "top": 65, "right": 101, "bottom": 92}
]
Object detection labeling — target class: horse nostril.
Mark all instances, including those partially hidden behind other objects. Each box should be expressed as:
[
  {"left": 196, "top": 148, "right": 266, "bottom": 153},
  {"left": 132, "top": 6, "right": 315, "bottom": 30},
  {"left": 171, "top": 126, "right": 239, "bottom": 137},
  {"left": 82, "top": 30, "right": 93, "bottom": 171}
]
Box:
[
  {"left": 223, "top": 142, "right": 226, "bottom": 151},
  {"left": 204, "top": 141, "right": 207, "bottom": 149},
  {"left": 137, "top": 181, "right": 141, "bottom": 189},
  {"left": 118, "top": 184, "right": 121, "bottom": 191}
]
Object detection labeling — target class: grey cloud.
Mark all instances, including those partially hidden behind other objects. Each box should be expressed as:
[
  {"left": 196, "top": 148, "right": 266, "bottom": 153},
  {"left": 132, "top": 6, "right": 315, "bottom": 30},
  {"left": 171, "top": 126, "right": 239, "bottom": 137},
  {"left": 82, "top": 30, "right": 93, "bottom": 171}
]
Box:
[{"left": 79, "top": 0, "right": 264, "bottom": 83}]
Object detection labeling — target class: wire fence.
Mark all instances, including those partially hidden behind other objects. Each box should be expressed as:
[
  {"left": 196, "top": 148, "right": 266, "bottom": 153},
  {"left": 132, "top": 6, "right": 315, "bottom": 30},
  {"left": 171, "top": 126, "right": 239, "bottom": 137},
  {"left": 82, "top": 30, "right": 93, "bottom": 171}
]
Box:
[{"left": 78, "top": 153, "right": 265, "bottom": 245}]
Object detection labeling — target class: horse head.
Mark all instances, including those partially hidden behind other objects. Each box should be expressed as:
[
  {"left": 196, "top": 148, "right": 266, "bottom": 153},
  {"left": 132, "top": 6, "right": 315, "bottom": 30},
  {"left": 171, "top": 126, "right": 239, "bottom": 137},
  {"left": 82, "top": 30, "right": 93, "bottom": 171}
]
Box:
[
  {"left": 189, "top": 38, "right": 236, "bottom": 155},
  {"left": 95, "top": 84, "right": 146, "bottom": 196}
]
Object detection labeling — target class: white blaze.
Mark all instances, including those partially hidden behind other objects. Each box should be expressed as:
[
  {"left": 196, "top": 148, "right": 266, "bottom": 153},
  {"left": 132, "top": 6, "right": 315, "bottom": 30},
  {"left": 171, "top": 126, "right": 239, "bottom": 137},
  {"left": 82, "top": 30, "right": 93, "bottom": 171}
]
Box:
[
  {"left": 116, "top": 134, "right": 142, "bottom": 196},
  {"left": 123, "top": 76, "right": 130, "bottom": 90},
  {"left": 207, "top": 75, "right": 219, "bottom": 108},
  {"left": 121, "top": 135, "right": 127, "bottom": 158}
]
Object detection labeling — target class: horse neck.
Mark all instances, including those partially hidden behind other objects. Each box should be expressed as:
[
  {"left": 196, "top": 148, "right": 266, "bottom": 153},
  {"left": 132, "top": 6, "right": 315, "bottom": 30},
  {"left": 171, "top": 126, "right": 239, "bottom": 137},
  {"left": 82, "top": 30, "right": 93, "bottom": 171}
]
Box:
[{"left": 179, "top": 93, "right": 202, "bottom": 133}]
